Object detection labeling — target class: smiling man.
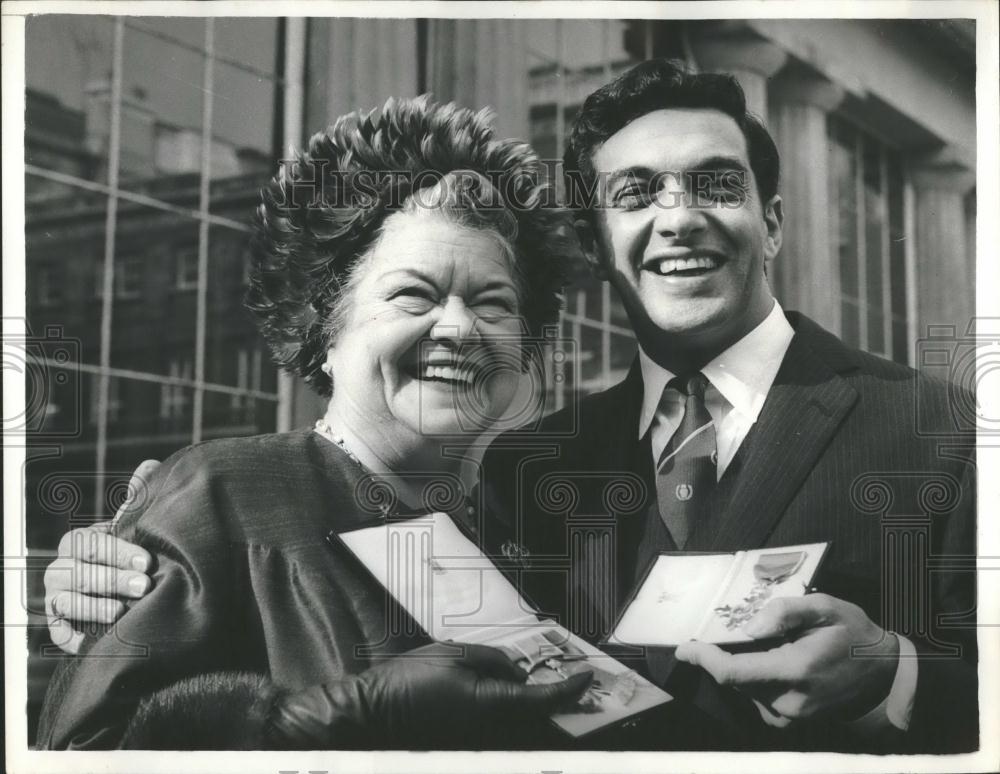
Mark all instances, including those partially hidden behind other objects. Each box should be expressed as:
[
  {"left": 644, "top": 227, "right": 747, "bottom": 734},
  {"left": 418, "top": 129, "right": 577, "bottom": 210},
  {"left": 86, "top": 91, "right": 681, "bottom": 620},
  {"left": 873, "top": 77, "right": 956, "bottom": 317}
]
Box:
[
  {"left": 587, "top": 107, "right": 780, "bottom": 370},
  {"left": 480, "top": 58, "right": 977, "bottom": 753}
]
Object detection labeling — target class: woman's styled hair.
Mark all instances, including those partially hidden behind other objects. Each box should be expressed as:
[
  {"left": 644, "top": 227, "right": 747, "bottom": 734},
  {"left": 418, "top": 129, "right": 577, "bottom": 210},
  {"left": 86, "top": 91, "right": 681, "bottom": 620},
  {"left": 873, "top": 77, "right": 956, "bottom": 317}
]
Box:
[
  {"left": 563, "top": 58, "right": 780, "bottom": 221},
  {"left": 246, "top": 95, "right": 574, "bottom": 397}
]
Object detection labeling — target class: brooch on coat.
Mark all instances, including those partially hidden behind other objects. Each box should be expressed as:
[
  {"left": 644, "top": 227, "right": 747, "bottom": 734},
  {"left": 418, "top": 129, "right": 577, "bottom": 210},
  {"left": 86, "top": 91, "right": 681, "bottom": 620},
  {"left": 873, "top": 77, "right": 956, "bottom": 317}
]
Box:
[{"left": 500, "top": 540, "right": 531, "bottom": 569}]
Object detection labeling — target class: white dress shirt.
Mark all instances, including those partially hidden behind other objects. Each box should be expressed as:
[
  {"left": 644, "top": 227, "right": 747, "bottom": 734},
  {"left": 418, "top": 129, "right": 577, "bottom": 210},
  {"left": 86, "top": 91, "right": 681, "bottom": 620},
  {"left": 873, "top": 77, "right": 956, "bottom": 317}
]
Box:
[
  {"left": 636, "top": 299, "right": 915, "bottom": 733},
  {"left": 637, "top": 299, "right": 793, "bottom": 474}
]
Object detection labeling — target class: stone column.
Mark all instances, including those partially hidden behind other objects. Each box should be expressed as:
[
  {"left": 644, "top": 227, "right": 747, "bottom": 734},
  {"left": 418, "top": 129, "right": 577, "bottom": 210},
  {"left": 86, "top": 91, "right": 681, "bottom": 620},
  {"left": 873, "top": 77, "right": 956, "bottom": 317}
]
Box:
[
  {"left": 689, "top": 30, "right": 788, "bottom": 117},
  {"left": 768, "top": 72, "right": 846, "bottom": 329},
  {"left": 911, "top": 153, "right": 976, "bottom": 341},
  {"left": 325, "top": 19, "right": 419, "bottom": 118},
  {"left": 427, "top": 20, "right": 528, "bottom": 139}
]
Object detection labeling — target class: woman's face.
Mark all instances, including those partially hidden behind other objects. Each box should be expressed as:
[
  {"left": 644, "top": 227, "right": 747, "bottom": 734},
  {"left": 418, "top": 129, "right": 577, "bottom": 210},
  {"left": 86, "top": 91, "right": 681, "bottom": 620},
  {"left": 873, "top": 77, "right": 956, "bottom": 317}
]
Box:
[{"left": 326, "top": 213, "right": 524, "bottom": 446}]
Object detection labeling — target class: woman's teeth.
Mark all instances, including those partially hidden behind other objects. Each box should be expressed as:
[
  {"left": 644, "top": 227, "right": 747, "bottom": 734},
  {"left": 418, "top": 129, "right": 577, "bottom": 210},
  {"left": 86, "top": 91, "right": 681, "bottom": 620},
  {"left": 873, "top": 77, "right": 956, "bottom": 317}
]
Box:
[
  {"left": 422, "top": 365, "right": 474, "bottom": 384},
  {"left": 654, "top": 256, "right": 719, "bottom": 275}
]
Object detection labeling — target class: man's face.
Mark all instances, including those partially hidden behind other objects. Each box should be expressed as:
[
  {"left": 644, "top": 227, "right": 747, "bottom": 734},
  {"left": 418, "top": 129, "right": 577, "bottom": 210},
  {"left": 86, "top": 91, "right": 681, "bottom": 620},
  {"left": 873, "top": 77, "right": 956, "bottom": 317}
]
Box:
[{"left": 587, "top": 108, "right": 783, "bottom": 360}]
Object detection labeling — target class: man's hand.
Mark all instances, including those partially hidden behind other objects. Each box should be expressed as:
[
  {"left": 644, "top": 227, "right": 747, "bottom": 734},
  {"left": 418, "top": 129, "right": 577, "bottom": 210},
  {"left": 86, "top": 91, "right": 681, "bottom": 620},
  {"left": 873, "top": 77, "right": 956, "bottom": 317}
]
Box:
[
  {"left": 268, "top": 641, "right": 594, "bottom": 748},
  {"left": 44, "top": 460, "right": 159, "bottom": 654},
  {"left": 675, "top": 593, "right": 899, "bottom": 724}
]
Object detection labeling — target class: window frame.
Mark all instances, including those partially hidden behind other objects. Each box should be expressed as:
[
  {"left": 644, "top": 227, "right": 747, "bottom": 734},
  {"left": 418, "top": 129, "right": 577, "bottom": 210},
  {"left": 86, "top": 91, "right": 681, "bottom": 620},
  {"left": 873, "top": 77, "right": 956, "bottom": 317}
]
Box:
[
  {"left": 25, "top": 17, "right": 292, "bottom": 513},
  {"left": 827, "top": 115, "right": 912, "bottom": 365},
  {"left": 174, "top": 245, "right": 200, "bottom": 291}
]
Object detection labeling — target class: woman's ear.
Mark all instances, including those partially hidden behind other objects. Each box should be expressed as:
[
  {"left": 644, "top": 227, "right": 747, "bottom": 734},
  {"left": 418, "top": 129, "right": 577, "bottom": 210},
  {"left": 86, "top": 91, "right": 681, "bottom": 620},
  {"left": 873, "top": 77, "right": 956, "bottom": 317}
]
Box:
[
  {"left": 321, "top": 347, "right": 336, "bottom": 377},
  {"left": 575, "top": 217, "right": 608, "bottom": 281}
]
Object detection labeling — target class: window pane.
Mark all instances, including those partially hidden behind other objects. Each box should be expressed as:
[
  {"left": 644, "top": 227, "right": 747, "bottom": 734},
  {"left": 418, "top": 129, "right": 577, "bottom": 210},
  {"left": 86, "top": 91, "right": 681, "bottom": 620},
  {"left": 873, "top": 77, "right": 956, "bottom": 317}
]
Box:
[
  {"left": 829, "top": 116, "right": 909, "bottom": 362},
  {"left": 117, "top": 20, "right": 210, "bottom": 194},
  {"left": 104, "top": 376, "right": 196, "bottom": 454},
  {"left": 527, "top": 20, "right": 635, "bottom": 72},
  {"left": 24, "top": 14, "right": 286, "bottom": 748},
  {"left": 209, "top": 58, "right": 278, "bottom": 217},
  {"left": 578, "top": 324, "right": 604, "bottom": 392},
  {"left": 867, "top": 307, "right": 885, "bottom": 356},
  {"left": 109, "top": 205, "right": 199, "bottom": 376},
  {"left": 213, "top": 18, "right": 279, "bottom": 76},
  {"left": 528, "top": 20, "right": 644, "bottom": 188},
  {"left": 892, "top": 320, "right": 909, "bottom": 364},
  {"left": 204, "top": 225, "right": 277, "bottom": 389},
  {"left": 25, "top": 176, "right": 108, "bottom": 364},
  {"left": 203, "top": 387, "right": 279, "bottom": 439},
  {"left": 828, "top": 119, "right": 858, "bottom": 302},
  {"left": 25, "top": 16, "right": 116, "bottom": 185},
  {"left": 841, "top": 299, "right": 860, "bottom": 348},
  {"left": 887, "top": 155, "right": 908, "bottom": 363},
  {"left": 862, "top": 138, "right": 885, "bottom": 354}
]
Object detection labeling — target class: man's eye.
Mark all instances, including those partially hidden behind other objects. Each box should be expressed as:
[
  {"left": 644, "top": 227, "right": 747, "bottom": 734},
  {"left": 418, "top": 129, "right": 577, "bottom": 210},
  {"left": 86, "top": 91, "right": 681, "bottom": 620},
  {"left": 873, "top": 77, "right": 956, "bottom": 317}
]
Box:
[
  {"left": 690, "top": 172, "right": 749, "bottom": 206},
  {"left": 615, "top": 187, "right": 652, "bottom": 210}
]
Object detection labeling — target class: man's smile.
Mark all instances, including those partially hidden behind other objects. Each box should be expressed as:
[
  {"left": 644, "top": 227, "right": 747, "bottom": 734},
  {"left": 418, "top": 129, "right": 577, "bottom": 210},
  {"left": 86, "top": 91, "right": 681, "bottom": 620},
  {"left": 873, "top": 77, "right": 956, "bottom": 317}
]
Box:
[{"left": 641, "top": 249, "right": 726, "bottom": 279}]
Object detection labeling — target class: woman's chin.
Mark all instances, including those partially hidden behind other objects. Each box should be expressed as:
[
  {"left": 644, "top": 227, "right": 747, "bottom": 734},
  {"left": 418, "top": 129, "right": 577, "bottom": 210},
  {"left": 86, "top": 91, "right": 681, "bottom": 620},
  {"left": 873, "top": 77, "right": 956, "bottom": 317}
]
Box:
[
  {"left": 405, "top": 398, "right": 507, "bottom": 437},
  {"left": 393, "top": 377, "right": 513, "bottom": 437},
  {"left": 412, "top": 408, "right": 497, "bottom": 437}
]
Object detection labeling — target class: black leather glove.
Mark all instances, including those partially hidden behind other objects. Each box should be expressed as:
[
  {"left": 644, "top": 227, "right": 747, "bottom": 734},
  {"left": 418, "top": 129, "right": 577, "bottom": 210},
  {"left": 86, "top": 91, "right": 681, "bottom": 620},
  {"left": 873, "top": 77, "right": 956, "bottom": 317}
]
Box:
[{"left": 265, "top": 641, "right": 593, "bottom": 749}]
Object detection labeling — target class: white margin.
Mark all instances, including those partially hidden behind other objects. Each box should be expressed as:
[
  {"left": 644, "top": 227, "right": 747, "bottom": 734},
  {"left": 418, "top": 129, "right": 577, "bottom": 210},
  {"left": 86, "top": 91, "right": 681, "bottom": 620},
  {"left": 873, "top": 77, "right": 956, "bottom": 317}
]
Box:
[{"left": 3, "top": 2, "right": 998, "bottom": 774}]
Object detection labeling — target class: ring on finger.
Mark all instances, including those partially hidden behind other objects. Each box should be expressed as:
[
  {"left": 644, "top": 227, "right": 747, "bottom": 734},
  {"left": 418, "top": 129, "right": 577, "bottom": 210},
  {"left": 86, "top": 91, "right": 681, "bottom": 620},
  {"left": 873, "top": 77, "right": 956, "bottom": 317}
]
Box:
[{"left": 48, "top": 595, "right": 64, "bottom": 621}]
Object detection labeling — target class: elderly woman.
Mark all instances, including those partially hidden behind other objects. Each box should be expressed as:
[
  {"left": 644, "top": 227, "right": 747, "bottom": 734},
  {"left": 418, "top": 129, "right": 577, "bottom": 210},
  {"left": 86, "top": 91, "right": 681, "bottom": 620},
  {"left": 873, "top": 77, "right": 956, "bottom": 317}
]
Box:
[{"left": 36, "top": 96, "right": 589, "bottom": 750}]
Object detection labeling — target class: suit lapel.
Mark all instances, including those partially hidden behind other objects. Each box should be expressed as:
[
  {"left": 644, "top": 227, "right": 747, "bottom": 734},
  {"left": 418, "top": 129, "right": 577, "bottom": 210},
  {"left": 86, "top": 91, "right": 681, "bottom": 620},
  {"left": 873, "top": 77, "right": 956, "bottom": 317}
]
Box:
[
  {"left": 582, "top": 359, "right": 646, "bottom": 472},
  {"left": 604, "top": 363, "right": 663, "bottom": 609},
  {"left": 687, "top": 316, "right": 860, "bottom": 552},
  {"left": 563, "top": 362, "right": 654, "bottom": 631}
]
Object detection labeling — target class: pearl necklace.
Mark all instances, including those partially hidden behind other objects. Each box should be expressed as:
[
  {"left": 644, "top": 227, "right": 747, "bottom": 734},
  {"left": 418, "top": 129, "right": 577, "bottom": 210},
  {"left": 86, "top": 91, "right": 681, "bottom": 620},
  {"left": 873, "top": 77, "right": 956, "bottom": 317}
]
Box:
[
  {"left": 313, "top": 418, "right": 364, "bottom": 470},
  {"left": 312, "top": 418, "right": 478, "bottom": 531}
]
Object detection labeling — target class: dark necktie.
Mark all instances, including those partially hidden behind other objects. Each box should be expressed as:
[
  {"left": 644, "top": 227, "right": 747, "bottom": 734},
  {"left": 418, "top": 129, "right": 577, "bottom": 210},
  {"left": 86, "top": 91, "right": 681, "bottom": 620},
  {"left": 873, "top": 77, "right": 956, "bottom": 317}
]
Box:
[{"left": 655, "top": 372, "right": 717, "bottom": 548}]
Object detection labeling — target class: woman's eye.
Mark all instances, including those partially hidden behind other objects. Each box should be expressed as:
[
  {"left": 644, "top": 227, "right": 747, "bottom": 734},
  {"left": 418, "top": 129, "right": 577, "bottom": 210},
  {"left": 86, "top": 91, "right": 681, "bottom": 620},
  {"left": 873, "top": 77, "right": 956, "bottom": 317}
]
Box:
[
  {"left": 474, "top": 299, "right": 516, "bottom": 319},
  {"left": 390, "top": 288, "right": 436, "bottom": 310},
  {"left": 478, "top": 295, "right": 516, "bottom": 311}
]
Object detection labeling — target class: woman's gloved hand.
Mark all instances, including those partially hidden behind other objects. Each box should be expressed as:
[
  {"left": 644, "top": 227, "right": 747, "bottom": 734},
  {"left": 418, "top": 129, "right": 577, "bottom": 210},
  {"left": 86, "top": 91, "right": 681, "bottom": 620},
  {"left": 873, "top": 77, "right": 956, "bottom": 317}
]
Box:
[{"left": 267, "top": 641, "right": 593, "bottom": 748}]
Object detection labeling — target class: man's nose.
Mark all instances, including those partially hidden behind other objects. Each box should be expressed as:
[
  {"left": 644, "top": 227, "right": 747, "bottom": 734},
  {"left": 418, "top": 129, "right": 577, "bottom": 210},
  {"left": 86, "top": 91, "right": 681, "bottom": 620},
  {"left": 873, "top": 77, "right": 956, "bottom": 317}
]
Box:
[
  {"left": 430, "top": 297, "right": 481, "bottom": 342},
  {"left": 652, "top": 184, "right": 706, "bottom": 239}
]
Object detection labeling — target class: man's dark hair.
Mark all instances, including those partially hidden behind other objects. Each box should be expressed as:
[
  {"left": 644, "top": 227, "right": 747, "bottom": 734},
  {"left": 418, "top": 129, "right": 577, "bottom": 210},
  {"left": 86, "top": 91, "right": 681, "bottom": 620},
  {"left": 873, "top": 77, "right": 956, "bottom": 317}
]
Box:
[{"left": 563, "top": 58, "right": 780, "bottom": 219}]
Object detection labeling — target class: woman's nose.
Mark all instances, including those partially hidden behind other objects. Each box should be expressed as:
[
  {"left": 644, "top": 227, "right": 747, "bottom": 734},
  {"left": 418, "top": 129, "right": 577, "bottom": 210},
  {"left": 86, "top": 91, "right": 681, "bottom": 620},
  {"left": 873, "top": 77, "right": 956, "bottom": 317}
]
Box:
[{"left": 430, "top": 297, "right": 480, "bottom": 342}]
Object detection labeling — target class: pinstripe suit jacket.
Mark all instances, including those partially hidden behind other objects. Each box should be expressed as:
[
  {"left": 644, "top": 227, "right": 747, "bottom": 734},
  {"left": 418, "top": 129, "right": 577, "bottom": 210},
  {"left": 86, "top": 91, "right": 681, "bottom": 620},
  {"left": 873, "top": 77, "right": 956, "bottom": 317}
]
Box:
[{"left": 479, "top": 312, "right": 977, "bottom": 753}]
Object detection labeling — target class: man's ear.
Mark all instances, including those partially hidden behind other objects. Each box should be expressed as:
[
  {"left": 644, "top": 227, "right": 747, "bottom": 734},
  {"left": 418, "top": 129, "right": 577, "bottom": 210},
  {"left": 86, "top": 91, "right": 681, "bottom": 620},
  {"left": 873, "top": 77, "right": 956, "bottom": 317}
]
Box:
[
  {"left": 763, "top": 195, "right": 784, "bottom": 261},
  {"left": 574, "top": 217, "right": 608, "bottom": 281}
]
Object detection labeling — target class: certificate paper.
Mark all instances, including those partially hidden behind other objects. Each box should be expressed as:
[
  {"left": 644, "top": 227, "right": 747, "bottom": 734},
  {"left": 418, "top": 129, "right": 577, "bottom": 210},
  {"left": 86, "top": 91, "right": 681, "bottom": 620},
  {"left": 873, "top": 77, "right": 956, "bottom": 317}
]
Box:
[
  {"left": 338, "top": 512, "right": 671, "bottom": 737},
  {"left": 608, "top": 542, "right": 830, "bottom": 647},
  {"left": 338, "top": 510, "right": 537, "bottom": 641}
]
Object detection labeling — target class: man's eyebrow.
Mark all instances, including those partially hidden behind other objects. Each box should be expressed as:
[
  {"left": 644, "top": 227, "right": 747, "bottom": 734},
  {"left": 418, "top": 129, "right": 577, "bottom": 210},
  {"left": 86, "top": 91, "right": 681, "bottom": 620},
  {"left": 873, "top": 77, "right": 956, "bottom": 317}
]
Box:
[
  {"left": 606, "top": 157, "right": 750, "bottom": 187},
  {"left": 606, "top": 166, "right": 659, "bottom": 188},
  {"left": 688, "top": 155, "right": 751, "bottom": 174}
]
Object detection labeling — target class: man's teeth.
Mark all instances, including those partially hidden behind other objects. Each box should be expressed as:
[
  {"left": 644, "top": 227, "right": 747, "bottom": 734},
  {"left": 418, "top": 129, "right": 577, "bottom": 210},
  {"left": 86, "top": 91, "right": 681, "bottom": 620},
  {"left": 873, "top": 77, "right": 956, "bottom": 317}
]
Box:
[
  {"left": 422, "top": 365, "right": 474, "bottom": 384},
  {"left": 655, "top": 256, "right": 718, "bottom": 274}
]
